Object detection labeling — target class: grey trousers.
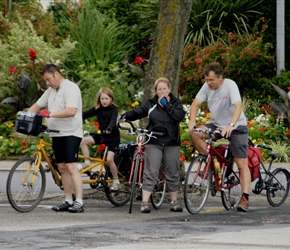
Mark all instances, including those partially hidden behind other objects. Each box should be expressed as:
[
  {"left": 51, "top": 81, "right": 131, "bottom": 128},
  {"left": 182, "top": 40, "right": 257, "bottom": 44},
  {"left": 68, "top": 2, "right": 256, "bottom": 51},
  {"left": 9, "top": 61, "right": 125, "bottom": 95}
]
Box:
[{"left": 143, "top": 144, "right": 180, "bottom": 193}]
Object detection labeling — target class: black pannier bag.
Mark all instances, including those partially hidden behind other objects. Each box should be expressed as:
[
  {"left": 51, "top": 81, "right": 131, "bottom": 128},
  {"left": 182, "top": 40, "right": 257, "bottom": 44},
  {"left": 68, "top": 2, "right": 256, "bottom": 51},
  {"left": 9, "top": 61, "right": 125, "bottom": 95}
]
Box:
[
  {"left": 15, "top": 111, "right": 43, "bottom": 136},
  {"left": 114, "top": 142, "right": 137, "bottom": 179}
]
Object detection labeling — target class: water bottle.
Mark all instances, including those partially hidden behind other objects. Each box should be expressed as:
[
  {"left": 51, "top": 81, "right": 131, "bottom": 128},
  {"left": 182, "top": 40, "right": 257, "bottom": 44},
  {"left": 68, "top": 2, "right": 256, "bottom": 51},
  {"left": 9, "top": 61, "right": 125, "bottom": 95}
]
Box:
[{"left": 213, "top": 156, "right": 222, "bottom": 184}]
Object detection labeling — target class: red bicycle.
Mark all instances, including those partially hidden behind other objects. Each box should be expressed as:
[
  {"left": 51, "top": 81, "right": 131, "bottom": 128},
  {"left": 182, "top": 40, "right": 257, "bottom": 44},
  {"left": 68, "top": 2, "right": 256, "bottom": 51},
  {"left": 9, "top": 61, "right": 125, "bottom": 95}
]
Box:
[
  {"left": 184, "top": 127, "right": 242, "bottom": 214},
  {"left": 118, "top": 121, "right": 167, "bottom": 214}
]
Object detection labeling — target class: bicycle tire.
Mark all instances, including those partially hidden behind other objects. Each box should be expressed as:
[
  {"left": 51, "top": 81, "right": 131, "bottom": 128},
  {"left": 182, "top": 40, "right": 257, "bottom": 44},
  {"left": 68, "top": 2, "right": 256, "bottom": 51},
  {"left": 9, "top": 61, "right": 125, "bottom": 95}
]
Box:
[
  {"left": 184, "top": 154, "right": 210, "bottom": 215},
  {"left": 104, "top": 155, "right": 131, "bottom": 206},
  {"left": 129, "top": 156, "right": 140, "bottom": 214},
  {"left": 266, "top": 168, "right": 290, "bottom": 207},
  {"left": 221, "top": 164, "right": 242, "bottom": 210},
  {"left": 6, "top": 157, "right": 46, "bottom": 213},
  {"left": 150, "top": 169, "right": 166, "bottom": 209}
]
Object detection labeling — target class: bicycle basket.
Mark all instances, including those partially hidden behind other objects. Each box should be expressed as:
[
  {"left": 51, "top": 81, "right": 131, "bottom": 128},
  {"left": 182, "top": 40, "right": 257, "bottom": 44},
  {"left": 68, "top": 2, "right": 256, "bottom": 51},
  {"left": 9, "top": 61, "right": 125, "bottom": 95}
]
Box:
[{"left": 15, "top": 111, "right": 43, "bottom": 136}]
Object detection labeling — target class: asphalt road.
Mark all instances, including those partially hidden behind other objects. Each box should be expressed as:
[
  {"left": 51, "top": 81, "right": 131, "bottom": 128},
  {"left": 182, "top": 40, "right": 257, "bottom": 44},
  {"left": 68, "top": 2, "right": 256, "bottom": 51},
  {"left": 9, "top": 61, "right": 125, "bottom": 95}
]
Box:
[{"left": 0, "top": 188, "right": 290, "bottom": 250}]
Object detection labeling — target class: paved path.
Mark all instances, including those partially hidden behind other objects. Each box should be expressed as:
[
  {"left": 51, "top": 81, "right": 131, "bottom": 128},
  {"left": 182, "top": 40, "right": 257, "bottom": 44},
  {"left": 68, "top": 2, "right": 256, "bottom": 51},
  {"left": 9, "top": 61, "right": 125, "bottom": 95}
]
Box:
[{"left": 0, "top": 160, "right": 290, "bottom": 249}]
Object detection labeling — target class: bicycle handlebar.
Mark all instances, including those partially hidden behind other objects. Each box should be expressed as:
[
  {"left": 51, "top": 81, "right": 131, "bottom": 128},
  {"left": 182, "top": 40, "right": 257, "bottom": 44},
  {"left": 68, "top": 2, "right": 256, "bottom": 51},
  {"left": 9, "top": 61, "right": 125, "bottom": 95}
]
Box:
[
  {"left": 118, "top": 120, "right": 164, "bottom": 137},
  {"left": 193, "top": 127, "right": 222, "bottom": 136},
  {"left": 83, "top": 130, "right": 106, "bottom": 136},
  {"left": 248, "top": 138, "right": 272, "bottom": 151},
  {"left": 45, "top": 129, "right": 60, "bottom": 133}
]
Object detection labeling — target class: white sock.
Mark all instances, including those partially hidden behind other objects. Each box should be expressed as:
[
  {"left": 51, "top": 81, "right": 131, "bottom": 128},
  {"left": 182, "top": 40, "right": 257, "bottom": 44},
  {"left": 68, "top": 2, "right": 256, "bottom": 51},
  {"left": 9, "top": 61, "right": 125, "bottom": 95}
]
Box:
[
  {"left": 84, "top": 159, "right": 90, "bottom": 165},
  {"left": 76, "top": 199, "right": 83, "bottom": 205},
  {"left": 113, "top": 178, "right": 120, "bottom": 183},
  {"left": 65, "top": 198, "right": 73, "bottom": 205}
]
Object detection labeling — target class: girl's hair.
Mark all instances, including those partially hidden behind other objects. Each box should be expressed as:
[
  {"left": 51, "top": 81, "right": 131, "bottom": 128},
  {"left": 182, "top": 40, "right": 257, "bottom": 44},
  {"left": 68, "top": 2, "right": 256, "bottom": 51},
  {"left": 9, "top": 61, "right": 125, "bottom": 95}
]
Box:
[
  {"left": 95, "top": 87, "right": 117, "bottom": 109},
  {"left": 153, "top": 77, "right": 171, "bottom": 95}
]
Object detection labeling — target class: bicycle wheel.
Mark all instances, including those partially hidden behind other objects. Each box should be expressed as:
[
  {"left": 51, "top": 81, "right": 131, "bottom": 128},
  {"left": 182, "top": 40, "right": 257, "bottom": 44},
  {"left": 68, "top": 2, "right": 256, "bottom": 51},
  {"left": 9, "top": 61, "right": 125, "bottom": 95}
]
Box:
[
  {"left": 150, "top": 169, "right": 166, "bottom": 209},
  {"left": 266, "top": 168, "right": 290, "bottom": 207},
  {"left": 129, "top": 156, "right": 140, "bottom": 214},
  {"left": 184, "top": 155, "right": 211, "bottom": 215},
  {"left": 6, "top": 157, "right": 46, "bottom": 213},
  {"left": 221, "top": 164, "right": 242, "bottom": 210},
  {"left": 104, "top": 155, "right": 131, "bottom": 206}
]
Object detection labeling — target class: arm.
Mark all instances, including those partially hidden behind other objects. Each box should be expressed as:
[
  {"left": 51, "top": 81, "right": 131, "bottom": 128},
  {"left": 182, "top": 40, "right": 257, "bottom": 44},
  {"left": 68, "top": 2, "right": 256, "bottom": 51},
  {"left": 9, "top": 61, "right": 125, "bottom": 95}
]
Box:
[
  {"left": 164, "top": 99, "right": 185, "bottom": 122},
  {"left": 50, "top": 107, "right": 77, "bottom": 118},
  {"left": 106, "top": 107, "right": 118, "bottom": 133},
  {"left": 28, "top": 103, "right": 42, "bottom": 113},
  {"left": 188, "top": 98, "right": 203, "bottom": 130},
  {"left": 82, "top": 107, "right": 97, "bottom": 120},
  {"left": 221, "top": 100, "right": 243, "bottom": 138},
  {"left": 122, "top": 101, "right": 149, "bottom": 121}
]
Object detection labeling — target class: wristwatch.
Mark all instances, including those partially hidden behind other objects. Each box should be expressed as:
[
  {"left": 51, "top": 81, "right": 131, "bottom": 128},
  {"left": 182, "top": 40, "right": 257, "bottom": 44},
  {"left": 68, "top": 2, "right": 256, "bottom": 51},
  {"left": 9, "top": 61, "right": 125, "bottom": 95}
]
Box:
[{"left": 229, "top": 123, "right": 235, "bottom": 127}]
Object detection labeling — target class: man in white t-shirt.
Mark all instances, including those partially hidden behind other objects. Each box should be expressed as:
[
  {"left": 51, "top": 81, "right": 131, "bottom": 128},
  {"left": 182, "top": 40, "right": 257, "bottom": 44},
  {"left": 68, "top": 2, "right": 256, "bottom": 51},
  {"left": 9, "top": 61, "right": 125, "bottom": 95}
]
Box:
[
  {"left": 28, "top": 64, "right": 84, "bottom": 213},
  {"left": 188, "top": 62, "right": 251, "bottom": 212}
]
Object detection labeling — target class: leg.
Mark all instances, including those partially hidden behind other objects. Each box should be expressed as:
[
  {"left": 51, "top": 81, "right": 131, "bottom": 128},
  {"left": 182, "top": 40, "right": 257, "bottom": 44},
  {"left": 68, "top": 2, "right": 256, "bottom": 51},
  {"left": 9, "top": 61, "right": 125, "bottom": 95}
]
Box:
[
  {"left": 230, "top": 126, "right": 250, "bottom": 212},
  {"left": 236, "top": 158, "right": 251, "bottom": 195},
  {"left": 58, "top": 163, "right": 73, "bottom": 200},
  {"left": 107, "top": 151, "right": 121, "bottom": 191},
  {"left": 163, "top": 146, "right": 183, "bottom": 212},
  {"left": 141, "top": 145, "right": 163, "bottom": 213},
  {"left": 80, "top": 136, "right": 95, "bottom": 164},
  {"left": 190, "top": 124, "right": 210, "bottom": 154},
  {"left": 107, "top": 151, "right": 118, "bottom": 179}
]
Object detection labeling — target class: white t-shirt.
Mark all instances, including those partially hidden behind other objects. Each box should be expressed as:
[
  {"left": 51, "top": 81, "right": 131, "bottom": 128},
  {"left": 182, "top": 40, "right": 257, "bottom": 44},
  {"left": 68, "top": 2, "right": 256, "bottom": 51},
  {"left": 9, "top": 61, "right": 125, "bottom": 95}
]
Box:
[
  {"left": 37, "top": 79, "right": 83, "bottom": 138},
  {"left": 196, "top": 78, "right": 247, "bottom": 129}
]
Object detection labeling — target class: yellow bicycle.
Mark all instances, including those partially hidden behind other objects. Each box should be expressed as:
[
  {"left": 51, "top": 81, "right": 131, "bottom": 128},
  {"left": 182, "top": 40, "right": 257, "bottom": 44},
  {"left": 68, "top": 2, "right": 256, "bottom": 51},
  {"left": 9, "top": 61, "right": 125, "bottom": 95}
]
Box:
[{"left": 7, "top": 113, "right": 131, "bottom": 212}]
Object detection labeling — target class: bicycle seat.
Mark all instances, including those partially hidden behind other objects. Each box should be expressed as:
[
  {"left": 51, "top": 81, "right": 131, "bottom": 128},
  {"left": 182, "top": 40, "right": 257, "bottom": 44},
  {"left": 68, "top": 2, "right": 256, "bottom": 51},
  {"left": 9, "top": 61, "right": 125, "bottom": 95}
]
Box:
[{"left": 268, "top": 152, "right": 281, "bottom": 159}]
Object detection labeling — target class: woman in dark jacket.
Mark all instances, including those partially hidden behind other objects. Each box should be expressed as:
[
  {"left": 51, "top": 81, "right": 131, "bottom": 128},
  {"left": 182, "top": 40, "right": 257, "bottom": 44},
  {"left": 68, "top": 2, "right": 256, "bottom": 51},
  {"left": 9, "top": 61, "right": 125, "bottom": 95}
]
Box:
[
  {"left": 120, "top": 77, "right": 185, "bottom": 213},
  {"left": 79, "top": 87, "right": 120, "bottom": 191}
]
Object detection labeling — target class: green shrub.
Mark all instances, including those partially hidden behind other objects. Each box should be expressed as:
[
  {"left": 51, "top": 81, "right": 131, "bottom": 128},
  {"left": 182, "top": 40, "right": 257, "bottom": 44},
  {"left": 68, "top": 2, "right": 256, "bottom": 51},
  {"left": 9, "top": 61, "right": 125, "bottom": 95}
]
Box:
[{"left": 179, "top": 23, "right": 275, "bottom": 104}]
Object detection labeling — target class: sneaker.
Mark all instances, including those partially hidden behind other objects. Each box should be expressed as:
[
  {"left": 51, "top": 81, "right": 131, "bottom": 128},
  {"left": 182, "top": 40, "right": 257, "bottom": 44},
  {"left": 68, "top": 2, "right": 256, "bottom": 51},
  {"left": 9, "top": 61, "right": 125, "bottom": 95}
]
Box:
[
  {"left": 237, "top": 195, "right": 249, "bottom": 212},
  {"left": 170, "top": 201, "right": 183, "bottom": 212},
  {"left": 68, "top": 201, "right": 84, "bottom": 213},
  {"left": 140, "top": 202, "right": 151, "bottom": 213},
  {"left": 51, "top": 201, "right": 72, "bottom": 212},
  {"left": 110, "top": 182, "right": 121, "bottom": 191}
]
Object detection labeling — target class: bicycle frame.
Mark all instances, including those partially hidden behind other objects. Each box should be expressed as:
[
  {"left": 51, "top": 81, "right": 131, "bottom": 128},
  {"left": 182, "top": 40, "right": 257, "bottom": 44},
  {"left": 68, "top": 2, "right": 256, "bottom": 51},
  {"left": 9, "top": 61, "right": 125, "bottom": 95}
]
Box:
[
  {"left": 27, "top": 135, "right": 114, "bottom": 187},
  {"left": 129, "top": 134, "right": 145, "bottom": 185}
]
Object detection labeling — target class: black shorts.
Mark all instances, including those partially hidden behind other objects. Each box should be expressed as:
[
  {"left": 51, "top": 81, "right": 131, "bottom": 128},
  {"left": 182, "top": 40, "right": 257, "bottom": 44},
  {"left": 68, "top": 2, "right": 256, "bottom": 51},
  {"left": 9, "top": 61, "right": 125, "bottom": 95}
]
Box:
[
  {"left": 52, "top": 136, "right": 82, "bottom": 163},
  {"left": 91, "top": 134, "right": 120, "bottom": 153},
  {"left": 205, "top": 123, "right": 248, "bottom": 158}
]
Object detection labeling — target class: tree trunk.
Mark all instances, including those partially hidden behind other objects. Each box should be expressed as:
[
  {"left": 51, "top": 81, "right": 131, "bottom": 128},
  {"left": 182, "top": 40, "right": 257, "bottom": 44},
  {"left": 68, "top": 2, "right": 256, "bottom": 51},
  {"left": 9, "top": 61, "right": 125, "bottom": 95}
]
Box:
[
  {"left": 141, "top": 0, "right": 193, "bottom": 127},
  {"left": 144, "top": 0, "right": 193, "bottom": 98}
]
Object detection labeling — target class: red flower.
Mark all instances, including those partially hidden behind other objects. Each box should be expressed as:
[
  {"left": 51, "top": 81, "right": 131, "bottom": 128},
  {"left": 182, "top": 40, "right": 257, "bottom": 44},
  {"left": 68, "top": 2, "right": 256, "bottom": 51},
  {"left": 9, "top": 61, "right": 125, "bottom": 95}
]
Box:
[
  {"left": 180, "top": 154, "right": 186, "bottom": 161},
  {"left": 28, "top": 48, "right": 37, "bottom": 60},
  {"left": 9, "top": 66, "right": 17, "bottom": 74},
  {"left": 181, "top": 140, "right": 189, "bottom": 146},
  {"left": 93, "top": 121, "right": 100, "bottom": 130},
  {"left": 21, "top": 141, "right": 27, "bottom": 152},
  {"left": 184, "top": 61, "right": 190, "bottom": 68},
  {"left": 98, "top": 144, "right": 106, "bottom": 154},
  {"left": 259, "top": 127, "right": 266, "bottom": 131},
  {"left": 286, "top": 129, "right": 290, "bottom": 138},
  {"left": 134, "top": 56, "right": 144, "bottom": 65},
  {"left": 287, "top": 86, "right": 290, "bottom": 91}
]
